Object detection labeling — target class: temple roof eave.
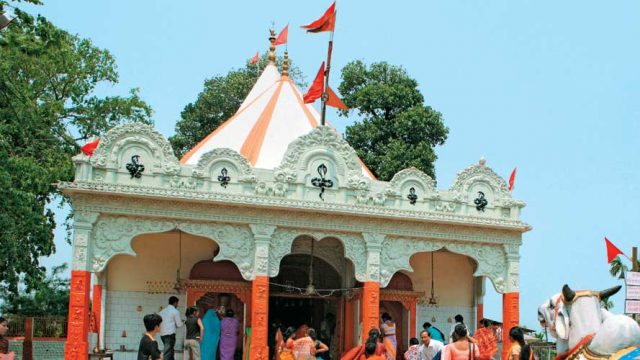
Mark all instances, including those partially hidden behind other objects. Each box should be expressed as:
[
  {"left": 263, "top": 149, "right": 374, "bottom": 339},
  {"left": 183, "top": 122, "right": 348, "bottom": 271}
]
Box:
[{"left": 58, "top": 181, "right": 532, "bottom": 233}]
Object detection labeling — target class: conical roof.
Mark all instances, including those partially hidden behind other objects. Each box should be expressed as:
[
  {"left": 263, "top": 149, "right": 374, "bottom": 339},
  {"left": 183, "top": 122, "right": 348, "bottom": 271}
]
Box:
[{"left": 180, "top": 62, "right": 375, "bottom": 179}]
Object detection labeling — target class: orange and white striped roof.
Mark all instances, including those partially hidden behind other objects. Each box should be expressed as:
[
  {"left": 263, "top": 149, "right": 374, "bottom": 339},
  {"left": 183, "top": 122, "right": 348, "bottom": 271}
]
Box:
[{"left": 180, "top": 62, "right": 375, "bottom": 179}]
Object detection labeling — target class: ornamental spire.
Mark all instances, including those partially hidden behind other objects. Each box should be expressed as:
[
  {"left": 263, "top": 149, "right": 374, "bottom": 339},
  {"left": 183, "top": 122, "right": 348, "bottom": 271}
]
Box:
[
  {"left": 268, "top": 28, "right": 276, "bottom": 63},
  {"left": 282, "top": 51, "right": 289, "bottom": 77}
]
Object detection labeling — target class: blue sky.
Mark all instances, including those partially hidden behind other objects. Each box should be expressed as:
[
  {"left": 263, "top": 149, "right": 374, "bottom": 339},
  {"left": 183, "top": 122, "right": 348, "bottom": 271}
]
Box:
[{"left": 25, "top": 0, "right": 640, "bottom": 330}]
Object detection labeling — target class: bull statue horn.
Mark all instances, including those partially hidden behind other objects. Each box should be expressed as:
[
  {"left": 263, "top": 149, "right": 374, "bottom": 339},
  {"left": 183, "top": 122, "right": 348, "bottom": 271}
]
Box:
[
  {"left": 599, "top": 285, "right": 622, "bottom": 300},
  {"left": 562, "top": 284, "right": 576, "bottom": 302}
]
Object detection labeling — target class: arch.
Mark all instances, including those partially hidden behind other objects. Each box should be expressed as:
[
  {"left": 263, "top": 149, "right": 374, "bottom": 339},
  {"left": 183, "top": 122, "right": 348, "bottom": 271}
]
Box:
[
  {"left": 379, "top": 236, "right": 508, "bottom": 293},
  {"left": 272, "top": 254, "right": 342, "bottom": 291},
  {"left": 90, "top": 215, "right": 256, "bottom": 281},
  {"left": 385, "top": 272, "right": 414, "bottom": 291},
  {"left": 268, "top": 228, "right": 367, "bottom": 282},
  {"left": 190, "top": 259, "right": 247, "bottom": 282},
  {"left": 191, "top": 147, "right": 256, "bottom": 183}
]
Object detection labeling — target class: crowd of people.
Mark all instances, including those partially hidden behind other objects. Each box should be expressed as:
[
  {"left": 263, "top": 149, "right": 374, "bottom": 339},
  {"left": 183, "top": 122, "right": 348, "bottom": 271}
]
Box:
[{"left": 139, "top": 295, "right": 241, "bottom": 360}]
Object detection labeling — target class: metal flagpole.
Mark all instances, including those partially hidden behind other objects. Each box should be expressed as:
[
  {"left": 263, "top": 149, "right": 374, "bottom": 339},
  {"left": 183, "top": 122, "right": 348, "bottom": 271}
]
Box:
[{"left": 320, "top": 11, "right": 336, "bottom": 126}]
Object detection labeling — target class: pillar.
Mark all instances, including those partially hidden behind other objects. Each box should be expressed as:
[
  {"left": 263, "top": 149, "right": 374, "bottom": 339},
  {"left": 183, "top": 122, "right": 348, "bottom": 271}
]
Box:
[
  {"left": 502, "top": 292, "right": 519, "bottom": 360},
  {"left": 65, "top": 211, "right": 98, "bottom": 360},
  {"left": 361, "top": 282, "right": 380, "bottom": 340},
  {"left": 475, "top": 276, "right": 486, "bottom": 327},
  {"left": 65, "top": 270, "right": 92, "bottom": 359},
  {"left": 248, "top": 224, "right": 276, "bottom": 360},
  {"left": 92, "top": 284, "right": 102, "bottom": 347},
  {"left": 409, "top": 302, "right": 417, "bottom": 338},
  {"left": 501, "top": 256, "right": 520, "bottom": 360}
]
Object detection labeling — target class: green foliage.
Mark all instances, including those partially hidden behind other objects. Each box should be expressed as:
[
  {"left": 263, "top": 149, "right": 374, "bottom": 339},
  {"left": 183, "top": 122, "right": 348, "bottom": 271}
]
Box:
[
  {"left": 169, "top": 53, "right": 306, "bottom": 158},
  {"left": 609, "top": 257, "right": 628, "bottom": 280},
  {"left": 0, "top": 264, "right": 69, "bottom": 316},
  {"left": 0, "top": 9, "right": 152, "bottom": 298},
  {"left": 338, "top": 61, "right": 448, "bottom": 181}
]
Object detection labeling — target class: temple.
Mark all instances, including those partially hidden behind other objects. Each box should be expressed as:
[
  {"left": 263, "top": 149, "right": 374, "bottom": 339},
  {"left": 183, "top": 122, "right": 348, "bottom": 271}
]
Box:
[{"left": 60, "top": 30, "right": 530, "bottom": 360}]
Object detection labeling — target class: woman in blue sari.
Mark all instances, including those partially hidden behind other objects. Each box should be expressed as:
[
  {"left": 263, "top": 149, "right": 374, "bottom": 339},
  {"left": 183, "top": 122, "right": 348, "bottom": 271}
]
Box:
[{"left": 200, "top": 307, "right": 221, "bottom": 360}]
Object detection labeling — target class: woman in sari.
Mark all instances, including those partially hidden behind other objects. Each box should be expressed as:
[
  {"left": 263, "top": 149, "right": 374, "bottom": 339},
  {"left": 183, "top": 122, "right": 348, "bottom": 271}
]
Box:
[
  {"left": 340, "top": 329, "right": 385, "bottom": 360},
  {"left": 293, "top": 327, "right": 316, "bottom": 360},
  {"left": 201, "top": 306, "right": 221, "bottom": 360},
  {"left": 275, "top": 327, "right": 296, "bottom": 360},
  {"left": 219, "top": 309, "right": 240, "bottom": 360},
  {"left": 380, "top": 313, "right": 397, "bottom": 360}
]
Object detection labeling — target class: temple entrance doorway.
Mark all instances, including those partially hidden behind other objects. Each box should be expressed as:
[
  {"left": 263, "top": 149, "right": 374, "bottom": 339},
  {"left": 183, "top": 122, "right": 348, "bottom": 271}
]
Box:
[{"left": 269, "top": 236, "right": 355, "bottom": 359}]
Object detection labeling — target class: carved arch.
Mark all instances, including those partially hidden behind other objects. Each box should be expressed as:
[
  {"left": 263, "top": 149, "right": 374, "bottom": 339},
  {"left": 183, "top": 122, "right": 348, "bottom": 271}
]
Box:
[
  {"left": 90, "top": 215, "right": 256, "bottom": 280},
  {"left": 449, "top": 162, "right": 511, "bottom": 206},
  {"left": 90, "top": 123, "right": 180, "bottom": 175},
  {"left": 386, "top": 167, "right": 437, "bottom": 199},
  {"left": 268, "top": 228, "right": 367, "bottom": 282},
  {"left": 379, "top": 236, "right": 508, "bottom": 293},
  {"left": 191, "top": 148, "right": 256, "bottom": 183}
]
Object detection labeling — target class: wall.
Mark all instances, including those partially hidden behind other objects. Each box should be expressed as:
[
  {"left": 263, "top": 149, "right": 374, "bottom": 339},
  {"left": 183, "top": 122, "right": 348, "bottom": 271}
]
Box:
[
  {"left": 106, "top": 231, "right": 217, "bottom": 291},
  {"left": 8, "top": 339, "right": 66, "bottom": 360},
  {"left": 104, "top": 291, "right": 187, "bottom": 360}
]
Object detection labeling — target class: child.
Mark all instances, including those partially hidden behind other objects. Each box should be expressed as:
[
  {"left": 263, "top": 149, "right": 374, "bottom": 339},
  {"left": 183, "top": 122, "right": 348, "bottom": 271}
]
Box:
[{"left": 138, "top": 314, "right": 163, "bottom": 360}]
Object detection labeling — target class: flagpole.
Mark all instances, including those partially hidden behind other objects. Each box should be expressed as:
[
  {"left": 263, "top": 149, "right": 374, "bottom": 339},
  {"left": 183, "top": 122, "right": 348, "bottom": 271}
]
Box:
[{"left": 320, "top": 12, "right": 336, "bottom": 126}]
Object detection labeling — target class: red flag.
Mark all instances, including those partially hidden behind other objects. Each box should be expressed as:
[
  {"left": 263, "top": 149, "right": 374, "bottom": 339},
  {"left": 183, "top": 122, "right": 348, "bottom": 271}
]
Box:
[
  {"left": 327, "top": 86, "right": 347, "bottom": 110},
  {"left": 301, "top": 2, "right": 336, "bottom": 33},
  {"left": 508, "top": 167, "right": 517, "bottom": 192},
  {"left": 80, "top": 139, "right": 100, "bottom": 156},
  {"left": 249, "top": 51, "right": 259, "bottom": 65},
  {"left": 605, "top": 237, "right": 625, "bottom": 263},
  {"left": 275, "top": 24, "right": 288, "bottom": 46},
  {"left": 303, "top": 62, "right": 325, "bottom": 104}
]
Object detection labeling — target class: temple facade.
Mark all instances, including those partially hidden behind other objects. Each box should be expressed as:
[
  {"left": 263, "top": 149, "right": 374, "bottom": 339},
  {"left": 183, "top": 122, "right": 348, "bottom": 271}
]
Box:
[{"left": 60, "top": 34, "right": 530, "bottom": 360}]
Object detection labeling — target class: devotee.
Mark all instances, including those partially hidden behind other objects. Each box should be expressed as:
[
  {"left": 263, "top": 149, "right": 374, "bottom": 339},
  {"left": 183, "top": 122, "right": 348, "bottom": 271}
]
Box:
[
  {"left": 473, "top": 319, "right": 497, "bottom": 360},
  {"left": 422, "top": 322, "right": 446, "bottom": 343},
  {"left": 442, "top": 324, "right": 479, "bottom": 360},
  {"left": 340, "top": 328, "right": 385, "bottom": 360},
  {"left": 364, "top": 338, "right": 385, "bottom": 360},
  {"left": 219, "top": 309, "right": 240, "bottom": 360},
  {"left": 0, "top": 317, "right": 15, "bottom": 360},
  {"left": 308, "top": 328, "right": 329, "bottom": 359},
  {"left": 158, "top": 296, "right": 183, "bottom": 360},
  {"left": 448, "top": 315, "right": 465, "bottom": 342},
  {"left": 404, "top": 337, "right": 420, "bottom": 360},
  {"left": 507, "top": 327, "right": 531, "bottom": 360},
  {"left": 380, "top": 313, "right": 397, "bottom": 360},
  {"left": 418, "top": 330, "right": 444, "bottom": 360},
  {"left": 138, "top": 313, "right": 163, "bottom": 360},
  {"left": 491, "top": 322, "right": 503, "bottom": 344},
  {"left": 184, "top": 307, "right": 203, "bottom": 360},
  {"left": 293, "top": 327, "right": 317, "bottom": 359},
  {"left": 200, "top": 300, "right": 220, "bottom": 360},
  {"left": 276, "top": 326, "right": 296, "bottom": 360}
]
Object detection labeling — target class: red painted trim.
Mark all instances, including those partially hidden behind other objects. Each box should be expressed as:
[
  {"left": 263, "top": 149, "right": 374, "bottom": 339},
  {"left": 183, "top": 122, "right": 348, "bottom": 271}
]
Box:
[
  {"left": 502, "top": 292, "right": 519, "bottom": 360},
  {"left": 92, "top": 284, "right": 102, "bottom": 336},
  {"left": 361, "top": 281, "right": 380, "bottom": 341},
  {"left": 477, "top": 303, "right": 484, "bottom": 324},
  {"left": 64, "top": 270, "right": 91, "bottom": 360},
  {"left": 249, "top": 276, "right": 269, "bottom": 359}
]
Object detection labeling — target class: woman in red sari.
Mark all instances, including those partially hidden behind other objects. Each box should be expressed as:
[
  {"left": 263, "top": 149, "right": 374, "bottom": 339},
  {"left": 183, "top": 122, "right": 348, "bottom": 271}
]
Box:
[{"left": 341, "top": 329, "right": 386, "bottom": 360}]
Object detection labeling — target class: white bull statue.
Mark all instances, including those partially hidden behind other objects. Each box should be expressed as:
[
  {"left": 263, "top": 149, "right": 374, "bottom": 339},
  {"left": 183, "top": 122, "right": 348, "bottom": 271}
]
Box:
[{"left": 538, "top": 284, "right": 640, "bottom": 360}]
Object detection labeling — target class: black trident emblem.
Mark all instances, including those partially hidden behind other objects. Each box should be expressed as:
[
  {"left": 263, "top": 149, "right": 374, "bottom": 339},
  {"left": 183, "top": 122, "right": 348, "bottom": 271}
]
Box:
[
  {"left": 126, "top": 155, "right": 145, "bottom": 178},
  {"left": 474, "top": 191, "right": 488, "bottom": 212},
  {"left": 311, "top": 164, "right": 334, "bottom": 201}
]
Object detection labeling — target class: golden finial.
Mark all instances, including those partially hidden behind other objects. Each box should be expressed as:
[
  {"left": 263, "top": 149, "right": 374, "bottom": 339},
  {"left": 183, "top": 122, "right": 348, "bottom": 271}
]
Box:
[
  {"left": 268, "top": 28, "right": 276, "bottom": 63},
  {"left": 282, "top": 51, "right": 289, "bottom": 77}
]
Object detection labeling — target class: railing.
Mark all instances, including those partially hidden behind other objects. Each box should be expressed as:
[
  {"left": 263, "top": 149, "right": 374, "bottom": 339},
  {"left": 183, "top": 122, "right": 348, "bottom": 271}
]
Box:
[
  {"left": 5, "top": 316, "right": 67, "bottom": 338},
  {"left": 530, "top": 342, "right": 556, "bottom": 360}
]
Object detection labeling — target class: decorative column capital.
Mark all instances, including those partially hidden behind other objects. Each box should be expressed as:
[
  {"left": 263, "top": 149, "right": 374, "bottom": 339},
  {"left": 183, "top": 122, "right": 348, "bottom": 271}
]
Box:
[
  {"left": 362, "top": 232, "right": 386, "bottom": 251},
  {"left": 362, "top": 233, "right": 386, "bottom": 282},
  {"left": 505, "top": 258, "right": 520, "bottom": 293},
  {"left": 250, "top": 224, "right": 277, "bottom": 278},
  {"left": 74, "top": 211, "right": 99, "bottom": 229}
]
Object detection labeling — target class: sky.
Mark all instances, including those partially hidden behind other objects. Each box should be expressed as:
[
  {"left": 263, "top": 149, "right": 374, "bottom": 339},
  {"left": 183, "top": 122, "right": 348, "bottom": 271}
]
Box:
[{"left": 22, "top": 0, "right": 640, "bottom": 331}]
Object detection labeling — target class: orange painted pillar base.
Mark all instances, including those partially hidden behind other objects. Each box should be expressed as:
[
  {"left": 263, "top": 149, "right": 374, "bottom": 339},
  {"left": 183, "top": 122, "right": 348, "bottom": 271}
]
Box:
[
  {"left": 409, "top": 302, "right": 417, "bottom": 338},
  {"left": 361, "top": 281, "right": 380, "bottom": 341},
  {"left": 249, "top": 276, "right": 269, "bottom": 360},
  {"left": 65, "top": 270, "right": 92, "bottom": 360},
  {"left": 477, "top": 303, "right": 484, "bottom": 323},
  {"left": 502, "top": 292, "right": 519, "bottom": 360},
  {"left": 92, "top": 284, "right": 103, "bottom": 346}
]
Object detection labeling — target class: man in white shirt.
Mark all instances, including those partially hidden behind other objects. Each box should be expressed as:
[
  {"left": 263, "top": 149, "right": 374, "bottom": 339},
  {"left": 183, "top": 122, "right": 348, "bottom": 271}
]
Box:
[
  {"left": 419, "top": 329, "right": 444, "bottom": 360},
  {"left": 158, "top": 296, "right": 183, "bottom": 360}
]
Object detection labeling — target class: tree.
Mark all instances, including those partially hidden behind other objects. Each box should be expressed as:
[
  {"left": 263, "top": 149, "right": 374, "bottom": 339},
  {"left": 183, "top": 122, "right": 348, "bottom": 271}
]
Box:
[
  {"left": 169, "top": 54, "right": 306, "bottom": 158},
  {"left": 0, "top": 9, "right": 152, "bottom": 298},
  {"left": 609, "top": 257, "right": 629, "bottom": 280},
  {"left": 338, "top": 61, "right": 448, "bottom": 181},
  {"left": 0, "top": 263, "right": 69, "bottom": 316}
]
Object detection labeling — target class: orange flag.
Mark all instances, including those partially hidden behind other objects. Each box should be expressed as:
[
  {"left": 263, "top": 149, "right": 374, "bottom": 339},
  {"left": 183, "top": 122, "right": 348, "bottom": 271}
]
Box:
[
  {"left": 80, "top": 139, "right": 100, "bottom": 156},
  {"left": 327, "top": 86, "right": 347, "bottom": 110},
  {"left": 508, "top": 167, "right": 517, "bottom": 192},
  {"left": 301, "top": 2, "right": 336, "bottom": 33},
  {"left": 249, "top": 51, "right": 259, "bottom": 65},
  {"left": 605, "top": 237, "right": 625, "bottom": 263},
  {"left": 303, "top": 62, "right": 325, "bottom": 103},
  {"left": 275, "top": 24, "right": 288, "bottom": 46}
]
